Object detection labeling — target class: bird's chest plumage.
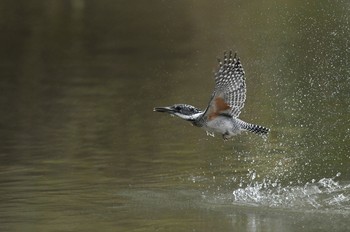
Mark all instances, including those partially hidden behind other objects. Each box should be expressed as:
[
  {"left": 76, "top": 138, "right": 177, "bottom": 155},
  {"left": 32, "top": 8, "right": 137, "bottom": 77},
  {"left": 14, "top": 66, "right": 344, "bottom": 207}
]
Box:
[{"left": 203, "top": 116, "right": 240, "bottom": 135}]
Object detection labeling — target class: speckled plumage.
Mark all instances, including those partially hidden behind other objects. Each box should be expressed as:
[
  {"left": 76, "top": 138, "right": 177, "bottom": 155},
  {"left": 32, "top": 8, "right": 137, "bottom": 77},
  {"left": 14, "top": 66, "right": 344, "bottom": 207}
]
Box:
[{"left": 207, "top": 51, "right": 246, "bottom": 118}]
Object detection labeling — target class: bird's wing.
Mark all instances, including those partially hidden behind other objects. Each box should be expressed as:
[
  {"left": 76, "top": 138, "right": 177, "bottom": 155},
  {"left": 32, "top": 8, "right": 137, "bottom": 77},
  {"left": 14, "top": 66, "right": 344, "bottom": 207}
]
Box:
[{"left": 203, "top": 51, "right": 246, "bottom": 120}]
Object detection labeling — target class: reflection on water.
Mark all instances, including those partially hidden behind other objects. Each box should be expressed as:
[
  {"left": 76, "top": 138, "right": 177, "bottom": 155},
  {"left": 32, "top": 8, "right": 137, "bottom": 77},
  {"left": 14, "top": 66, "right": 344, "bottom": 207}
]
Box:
[{"left": 0, "top": 0, "right": 350, "bottom": 231}]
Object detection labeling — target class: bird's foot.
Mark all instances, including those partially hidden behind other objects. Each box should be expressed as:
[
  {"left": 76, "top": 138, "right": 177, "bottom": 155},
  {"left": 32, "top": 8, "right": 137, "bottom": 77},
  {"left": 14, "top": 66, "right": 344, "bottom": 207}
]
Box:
[{"left": 222, "top": 133, "right": 230, "bottom": 141}]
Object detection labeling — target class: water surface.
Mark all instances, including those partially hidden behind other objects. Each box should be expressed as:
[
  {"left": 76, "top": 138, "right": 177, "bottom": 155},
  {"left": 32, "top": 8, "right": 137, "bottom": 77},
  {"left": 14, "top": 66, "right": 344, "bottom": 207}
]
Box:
[{"left": 0, "top": 1, "right": 349, "bottom": 231}]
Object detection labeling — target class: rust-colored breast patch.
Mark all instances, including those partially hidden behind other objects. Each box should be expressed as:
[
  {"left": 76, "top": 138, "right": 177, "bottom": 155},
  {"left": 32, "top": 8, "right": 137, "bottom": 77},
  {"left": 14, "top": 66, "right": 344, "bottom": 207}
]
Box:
[
  {"left": 208, "top": 97, "right": 231, "bottom": 120},
  {"left": 215, "top": 97, "right": 230, "bottom": 111}
]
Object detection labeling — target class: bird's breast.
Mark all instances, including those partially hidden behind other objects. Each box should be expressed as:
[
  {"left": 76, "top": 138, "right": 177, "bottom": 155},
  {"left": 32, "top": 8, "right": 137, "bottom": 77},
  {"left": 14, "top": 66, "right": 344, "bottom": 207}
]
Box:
[{"left": 204, "top": 116, "right": 237, "bottom": 134}]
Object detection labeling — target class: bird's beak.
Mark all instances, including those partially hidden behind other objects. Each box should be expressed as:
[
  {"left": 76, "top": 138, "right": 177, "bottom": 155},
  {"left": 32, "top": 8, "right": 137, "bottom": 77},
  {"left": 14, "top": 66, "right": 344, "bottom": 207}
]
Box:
[{"left": 153, "top": 106, "right": 174, "bottom": 113}]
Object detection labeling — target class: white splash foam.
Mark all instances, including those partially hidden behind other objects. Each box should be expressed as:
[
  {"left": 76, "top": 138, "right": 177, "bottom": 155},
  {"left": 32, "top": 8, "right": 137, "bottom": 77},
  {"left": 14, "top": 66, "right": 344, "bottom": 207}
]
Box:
[{"left": 232, "top": 174, "right": 350, "bottom": 210}]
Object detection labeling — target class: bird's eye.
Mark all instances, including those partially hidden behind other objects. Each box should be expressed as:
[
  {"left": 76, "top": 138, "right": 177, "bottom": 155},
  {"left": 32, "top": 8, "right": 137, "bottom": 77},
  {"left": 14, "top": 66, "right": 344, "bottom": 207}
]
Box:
[{"left": 175, "top": 106, "right": 181, "bottom": 111}]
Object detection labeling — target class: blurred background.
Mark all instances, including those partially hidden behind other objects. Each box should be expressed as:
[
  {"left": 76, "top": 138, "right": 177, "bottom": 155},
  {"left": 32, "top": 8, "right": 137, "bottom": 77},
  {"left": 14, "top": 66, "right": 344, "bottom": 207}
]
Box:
[{"left": 0, "top": 0, "right": 349, "bottom": 231}]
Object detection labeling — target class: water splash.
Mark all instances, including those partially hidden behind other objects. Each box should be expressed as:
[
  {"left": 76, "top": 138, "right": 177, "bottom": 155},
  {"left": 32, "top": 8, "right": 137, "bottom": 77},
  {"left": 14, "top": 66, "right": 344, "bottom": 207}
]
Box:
[{"left": 232, "top": 173, "right": 350, "bottom": 210}]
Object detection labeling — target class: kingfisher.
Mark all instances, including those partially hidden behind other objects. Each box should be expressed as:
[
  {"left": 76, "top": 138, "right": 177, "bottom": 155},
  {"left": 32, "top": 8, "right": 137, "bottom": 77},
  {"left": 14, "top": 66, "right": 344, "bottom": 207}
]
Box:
[{"left": 154, "top": 51, "right": 270, "bottom": 140}]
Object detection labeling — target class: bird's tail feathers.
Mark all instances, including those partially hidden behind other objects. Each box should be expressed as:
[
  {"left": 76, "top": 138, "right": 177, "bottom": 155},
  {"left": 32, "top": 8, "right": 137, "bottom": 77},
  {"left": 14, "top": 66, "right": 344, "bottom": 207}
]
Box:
[{"left": 242, "top": 122, "right": 270, "bottom": 137}]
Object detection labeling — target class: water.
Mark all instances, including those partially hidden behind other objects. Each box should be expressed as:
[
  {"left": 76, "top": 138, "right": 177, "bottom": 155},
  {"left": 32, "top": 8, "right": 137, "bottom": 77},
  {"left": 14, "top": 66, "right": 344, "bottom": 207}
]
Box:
[{"left": 0, "top": 0, "right": 350, "bottom": 231}]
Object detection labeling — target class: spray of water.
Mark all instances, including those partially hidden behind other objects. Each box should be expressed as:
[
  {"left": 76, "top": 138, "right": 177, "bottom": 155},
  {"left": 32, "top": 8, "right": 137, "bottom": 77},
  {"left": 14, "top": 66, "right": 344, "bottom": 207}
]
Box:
[{"left": 232, "top": 171, "right": 350, "bottom": 210}]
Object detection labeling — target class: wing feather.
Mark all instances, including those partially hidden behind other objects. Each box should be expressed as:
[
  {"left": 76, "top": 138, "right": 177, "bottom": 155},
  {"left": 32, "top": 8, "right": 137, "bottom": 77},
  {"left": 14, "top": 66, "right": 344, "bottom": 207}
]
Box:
[{"left": 203, "top": 51, "right": 247, "bottom": 119}]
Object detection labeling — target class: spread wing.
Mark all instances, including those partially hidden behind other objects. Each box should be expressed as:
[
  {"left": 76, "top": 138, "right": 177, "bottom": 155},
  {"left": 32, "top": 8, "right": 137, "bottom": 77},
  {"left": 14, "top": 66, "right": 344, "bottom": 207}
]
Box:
[{"left": 203, "top": 51, "right": 246, "bottom": 120}]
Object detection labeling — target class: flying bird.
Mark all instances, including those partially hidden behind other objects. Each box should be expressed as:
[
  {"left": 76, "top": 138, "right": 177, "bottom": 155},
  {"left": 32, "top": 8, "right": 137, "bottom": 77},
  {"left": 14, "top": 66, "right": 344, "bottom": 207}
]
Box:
[{"left": 154, "top": 51, "right": 269, "bottom": 140}]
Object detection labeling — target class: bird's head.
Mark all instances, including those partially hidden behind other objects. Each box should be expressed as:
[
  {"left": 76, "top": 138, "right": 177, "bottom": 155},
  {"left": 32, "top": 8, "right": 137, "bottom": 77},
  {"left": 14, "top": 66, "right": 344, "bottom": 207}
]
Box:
[{"left": 153, "top": 104, "right": 202, "bottom": 121}]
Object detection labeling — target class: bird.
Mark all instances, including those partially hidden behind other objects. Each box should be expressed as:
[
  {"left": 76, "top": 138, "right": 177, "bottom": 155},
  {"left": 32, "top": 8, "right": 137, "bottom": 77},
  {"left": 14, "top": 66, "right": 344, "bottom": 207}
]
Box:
[{"left": 153, "top": 51, "right": 270, "bottom": 140}]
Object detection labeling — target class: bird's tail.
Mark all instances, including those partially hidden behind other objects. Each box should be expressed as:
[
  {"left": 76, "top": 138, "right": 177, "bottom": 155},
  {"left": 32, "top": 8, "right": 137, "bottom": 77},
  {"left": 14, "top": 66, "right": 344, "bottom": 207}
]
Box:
[{"left": 241, "top": 122, "right": 270, "bottom": 137}]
